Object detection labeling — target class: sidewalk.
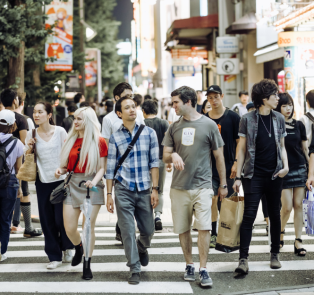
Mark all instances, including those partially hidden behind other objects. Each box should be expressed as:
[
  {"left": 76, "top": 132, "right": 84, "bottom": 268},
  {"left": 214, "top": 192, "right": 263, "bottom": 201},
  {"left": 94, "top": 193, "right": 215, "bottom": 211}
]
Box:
[
  {"left": 29, "top": 171, "right": 293, "bottom": 226},
  {"left": 221, "top": 284, "right": 314, "bottom": 295}
]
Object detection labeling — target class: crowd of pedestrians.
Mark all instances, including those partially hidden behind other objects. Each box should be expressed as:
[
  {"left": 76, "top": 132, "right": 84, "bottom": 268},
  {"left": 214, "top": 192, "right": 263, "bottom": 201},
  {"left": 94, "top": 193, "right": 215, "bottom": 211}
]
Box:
[{"left": 0, "top": 79, "right": 314, "bottom": 288}]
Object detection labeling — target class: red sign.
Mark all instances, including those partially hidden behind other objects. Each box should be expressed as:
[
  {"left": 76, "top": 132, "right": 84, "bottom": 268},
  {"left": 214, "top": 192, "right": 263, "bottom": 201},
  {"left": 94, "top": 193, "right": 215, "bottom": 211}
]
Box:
[{"left": 171, "top": 49, "right": 208, "bottom": 59}]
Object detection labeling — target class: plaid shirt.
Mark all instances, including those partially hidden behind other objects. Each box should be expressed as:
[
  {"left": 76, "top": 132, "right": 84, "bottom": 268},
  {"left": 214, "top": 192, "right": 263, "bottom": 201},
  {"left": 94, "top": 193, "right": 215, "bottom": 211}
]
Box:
[{"left": 106, "top": 123, "right": 159, "bottom": 191}]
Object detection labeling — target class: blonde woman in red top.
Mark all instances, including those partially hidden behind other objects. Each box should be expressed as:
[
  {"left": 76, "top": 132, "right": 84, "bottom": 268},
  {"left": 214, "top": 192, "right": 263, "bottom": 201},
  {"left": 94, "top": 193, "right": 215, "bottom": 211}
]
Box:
[{"left": 55, "top": 107, "right": 108, "bottom": 280}]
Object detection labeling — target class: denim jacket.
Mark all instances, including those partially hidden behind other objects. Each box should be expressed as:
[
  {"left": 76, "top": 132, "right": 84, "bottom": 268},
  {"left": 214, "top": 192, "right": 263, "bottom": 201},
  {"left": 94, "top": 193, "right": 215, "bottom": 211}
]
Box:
[{"left": 238, "top": 109, "right": 287, "bottom": 180}]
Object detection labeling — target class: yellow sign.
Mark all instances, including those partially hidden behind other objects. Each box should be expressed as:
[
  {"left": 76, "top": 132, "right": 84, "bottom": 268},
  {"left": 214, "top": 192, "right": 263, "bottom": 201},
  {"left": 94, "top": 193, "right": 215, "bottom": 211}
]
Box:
[{"left": 278, "top": 31, "right": 314, "bottom": 47}]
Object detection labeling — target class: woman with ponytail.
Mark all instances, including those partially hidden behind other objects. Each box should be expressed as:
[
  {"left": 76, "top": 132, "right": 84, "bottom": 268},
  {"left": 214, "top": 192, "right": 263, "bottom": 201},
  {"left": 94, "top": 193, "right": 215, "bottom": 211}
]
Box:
[
  {"left": 25, "top": 102, "right": 73, "bottom": 269},
  {"left": 55, "top": 107, "right": 107, "bottom": 280}
]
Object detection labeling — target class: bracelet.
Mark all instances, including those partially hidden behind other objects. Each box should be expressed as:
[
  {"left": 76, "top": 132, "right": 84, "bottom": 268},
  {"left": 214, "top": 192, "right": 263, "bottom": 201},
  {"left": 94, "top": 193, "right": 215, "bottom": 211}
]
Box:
[
  {"left": 235, "top": 177, "right": 241, "bottom": 181},
  {"left": 107, "top": 193, "right": 112, "bottom": 195}
]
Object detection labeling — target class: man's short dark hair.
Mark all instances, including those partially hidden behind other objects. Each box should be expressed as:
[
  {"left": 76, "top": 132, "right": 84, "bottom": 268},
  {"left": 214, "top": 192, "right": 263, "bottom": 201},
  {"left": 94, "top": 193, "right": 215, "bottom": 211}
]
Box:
[
  {"left": 74, "top": 93, "right": 83, "bottom": 104},
  {"left": 105, "top": 100, "right": 113, "bottom": 113},
  {"left": 306, "top": 90, "right": 314, "bottom": 109},
  {"left": 251, "top": 79, "right": 279, "bottom": 109},
  {"left": 144, "top": 94, "right": 152, "bottom": 100},
  {"left": 171, "top": 86, "right": 197, "bottom": 108},
  {"left": 115, "top": 95, "right": 134, "bottom": 119},
  {"left": 275, "top": 92, "right": 294, "bottom": 119},
  {"left": 67, "top": 103, "right": 78, "bottom": 113},
  {"left": 133, "top": 94, "right": 143, "bottom": 107},
  {"left": 113, "top": 82, "right": 132, "bottom": 98},
  {"left": 0, "top": 89, "right": 17, "bottom": 107},
  {"left": 80, "top": 101, "right": 90, "bottom": 108},
  {"left": 142, "top": 99, "right": 158, "bottom": 115},
  {"left": 239, "top": 90, "right": 248, "bottom": 97}
]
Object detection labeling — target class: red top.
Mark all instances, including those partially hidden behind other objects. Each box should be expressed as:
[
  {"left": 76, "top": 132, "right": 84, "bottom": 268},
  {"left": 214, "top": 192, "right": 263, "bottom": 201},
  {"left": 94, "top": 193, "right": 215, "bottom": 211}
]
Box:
[{"left": 67, "top": 137, "right": 108, "bottom": 173}]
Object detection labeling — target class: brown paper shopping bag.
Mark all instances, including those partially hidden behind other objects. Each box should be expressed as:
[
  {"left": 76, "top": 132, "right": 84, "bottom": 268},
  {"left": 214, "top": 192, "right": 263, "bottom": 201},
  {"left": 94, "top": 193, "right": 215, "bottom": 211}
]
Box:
[{"left": 215, "top": 194, "right": 244, "bottom": 253}]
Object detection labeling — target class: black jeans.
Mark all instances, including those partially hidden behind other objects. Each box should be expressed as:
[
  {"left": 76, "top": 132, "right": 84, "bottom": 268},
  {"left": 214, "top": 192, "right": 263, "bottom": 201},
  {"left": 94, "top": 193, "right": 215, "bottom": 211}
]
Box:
[
  {"left": 240, "top": 175, "right": 283, "bottom": 259},
  {"left": 35, "top": 175, "right": 73, "bottom": 261}
]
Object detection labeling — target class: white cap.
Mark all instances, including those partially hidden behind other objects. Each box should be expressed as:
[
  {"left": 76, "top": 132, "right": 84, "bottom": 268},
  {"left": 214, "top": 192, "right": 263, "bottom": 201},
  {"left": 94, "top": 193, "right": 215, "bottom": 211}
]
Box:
[{"left": 0, "top": 110, "right": 16, "bottom": 126}]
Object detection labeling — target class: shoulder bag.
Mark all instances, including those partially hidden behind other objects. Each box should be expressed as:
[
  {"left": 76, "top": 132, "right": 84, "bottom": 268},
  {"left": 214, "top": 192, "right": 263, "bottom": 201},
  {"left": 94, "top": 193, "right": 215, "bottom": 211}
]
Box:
[
  {"left": 17, "top": 129, "right": 37, "bottom": 182},
  {"left": 50, "top": 149, "right": 81, "bottom": 204},
  {"left": 114, "top": 124, "right": 145, "bottom": 178}
]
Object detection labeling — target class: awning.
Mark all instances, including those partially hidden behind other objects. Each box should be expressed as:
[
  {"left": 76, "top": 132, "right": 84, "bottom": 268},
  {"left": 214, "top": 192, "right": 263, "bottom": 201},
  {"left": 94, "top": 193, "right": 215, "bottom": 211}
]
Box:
[
  {"left": 226, "top": 12, "right": 256, "bottom": 35},
  {"left": 165, "top": 14, "right": 218, "bottom": 46},
  {"left": 254, "top": 44, "right": 285, "bottom": 64}
]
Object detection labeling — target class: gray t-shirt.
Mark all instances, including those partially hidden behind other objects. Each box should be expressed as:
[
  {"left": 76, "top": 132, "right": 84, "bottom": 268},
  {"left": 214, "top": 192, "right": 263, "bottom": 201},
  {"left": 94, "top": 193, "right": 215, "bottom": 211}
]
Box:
[{"left": 162, "top": 115, "right": 224, "bottom": 190}]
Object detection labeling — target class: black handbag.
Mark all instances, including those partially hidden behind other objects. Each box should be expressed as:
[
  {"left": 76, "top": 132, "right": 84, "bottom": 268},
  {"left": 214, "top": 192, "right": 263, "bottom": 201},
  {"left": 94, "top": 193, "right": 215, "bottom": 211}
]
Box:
[{"left": 50, "top": 150, "right": 81, "bottom": 204}]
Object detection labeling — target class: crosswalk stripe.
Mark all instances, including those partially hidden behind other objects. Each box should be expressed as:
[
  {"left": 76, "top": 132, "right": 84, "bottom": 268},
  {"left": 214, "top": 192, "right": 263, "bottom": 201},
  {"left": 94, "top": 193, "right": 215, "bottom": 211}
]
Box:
[
  {"left": 252, "top": 227, "right": 297, "bottom": 234},
  {"left": 5, "top": 244, "right": 314, "bottom": 258},
  {"left": 0, "top": 282, "right": 193, "bottom": 294},
  {"left": 8, "top": 234, "right": 314, "bottom": 246},
  {"left": 9, "top": 232, "right": 198, "bottom": 239},
  {"left": 0, "top": 260, "right": 312, "bottom": 273}
]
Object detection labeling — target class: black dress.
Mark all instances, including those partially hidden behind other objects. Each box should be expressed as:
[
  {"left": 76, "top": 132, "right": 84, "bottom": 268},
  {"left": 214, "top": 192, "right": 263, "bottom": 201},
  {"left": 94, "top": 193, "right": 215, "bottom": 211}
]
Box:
[{"left": 283, "top": 120, "right": 307, "bottom": 189}]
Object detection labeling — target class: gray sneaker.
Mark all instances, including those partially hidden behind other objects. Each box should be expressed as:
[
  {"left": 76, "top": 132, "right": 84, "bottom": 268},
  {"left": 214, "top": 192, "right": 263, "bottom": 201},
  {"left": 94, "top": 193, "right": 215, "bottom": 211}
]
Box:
[
  {"left": 128, "top": 272, "right": 140, "bottom": 285},
  {"left": 270, "top": 253, "right": 282, "bottom": 269},
  {"left": 235, "top": 258, "right": 249, "bottom": 274},
  {"left": 199, "top": 269, "right": 213, "bottom": 287},
  {"left": 210, "top": 235, "right": 217, "bottom": 248},
  {"left": 184, "top": 265, "right": 195, "bottom": 281}
]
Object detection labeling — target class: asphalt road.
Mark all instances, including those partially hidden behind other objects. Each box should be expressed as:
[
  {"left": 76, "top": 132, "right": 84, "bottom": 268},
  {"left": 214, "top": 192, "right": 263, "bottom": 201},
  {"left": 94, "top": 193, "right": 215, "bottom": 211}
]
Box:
[{"left": 1, "top": 223, "right": 314, "bottom": 295}]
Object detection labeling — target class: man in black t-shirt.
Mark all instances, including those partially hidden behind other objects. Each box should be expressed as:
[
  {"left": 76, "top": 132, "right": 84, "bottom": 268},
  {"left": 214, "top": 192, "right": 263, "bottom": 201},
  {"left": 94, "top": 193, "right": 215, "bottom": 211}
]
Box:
[
  {"left": 206, "top": 85, "right": 240, "bottom": 248},
  {"left": 142, "top": 99, "right": 171, "bottom": 231},
  {"left": 62, "top": 103, "right": 78, "bottom": 132}
]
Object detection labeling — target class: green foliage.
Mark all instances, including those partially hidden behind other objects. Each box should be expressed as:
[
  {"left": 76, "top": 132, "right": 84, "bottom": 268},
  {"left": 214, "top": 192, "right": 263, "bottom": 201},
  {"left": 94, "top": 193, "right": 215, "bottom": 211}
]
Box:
[{"left": 0, "top": 0, "right": 123, "bottom": 106}]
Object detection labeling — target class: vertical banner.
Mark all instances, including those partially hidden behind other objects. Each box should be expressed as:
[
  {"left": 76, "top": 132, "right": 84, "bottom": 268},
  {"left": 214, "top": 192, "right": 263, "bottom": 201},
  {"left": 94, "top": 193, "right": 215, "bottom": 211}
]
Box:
[
  {"left": 45, "top": 0, "right": 73, "bottom": 71},
  {"left": 85, "top": 48, "right": 102, "bottom": 102}
]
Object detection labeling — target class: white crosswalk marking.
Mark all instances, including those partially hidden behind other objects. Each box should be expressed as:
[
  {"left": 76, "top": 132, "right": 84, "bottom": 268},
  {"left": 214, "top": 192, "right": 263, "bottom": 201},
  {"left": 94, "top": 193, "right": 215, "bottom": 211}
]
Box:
[{"left": 1, "top": 226, "right": 314, "bottom": 294}]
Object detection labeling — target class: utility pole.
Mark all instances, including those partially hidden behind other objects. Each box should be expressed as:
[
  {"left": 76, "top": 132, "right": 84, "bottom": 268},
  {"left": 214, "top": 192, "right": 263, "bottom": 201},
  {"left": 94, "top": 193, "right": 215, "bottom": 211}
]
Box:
[{"left": 80, "top": 0, "right": 86, "bottom": 96}]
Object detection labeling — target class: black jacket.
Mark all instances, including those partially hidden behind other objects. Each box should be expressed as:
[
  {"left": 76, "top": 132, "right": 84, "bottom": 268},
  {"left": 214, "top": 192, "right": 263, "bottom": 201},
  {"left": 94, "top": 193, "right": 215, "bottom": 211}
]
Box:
[{"left": 61, "top": 115, "right": 74, "bottom": 133}]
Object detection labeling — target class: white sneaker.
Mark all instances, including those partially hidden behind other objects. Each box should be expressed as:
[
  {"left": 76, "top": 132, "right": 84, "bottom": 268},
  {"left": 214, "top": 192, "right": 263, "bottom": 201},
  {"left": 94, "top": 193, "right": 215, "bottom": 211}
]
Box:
[
  {"left": 0, "top": 253, "right": 7, "bottom": 262},
  {"left": 63, "top": 250, "right": 73, "bottom": 263},
  {"left": 47, "top": 261, "right": 62, "bottom": 269}
]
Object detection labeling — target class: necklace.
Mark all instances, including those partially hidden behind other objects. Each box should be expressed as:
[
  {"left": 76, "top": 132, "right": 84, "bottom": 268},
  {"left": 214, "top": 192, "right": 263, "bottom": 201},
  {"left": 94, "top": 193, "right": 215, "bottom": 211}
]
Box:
[
  {"left": 259, "top": 114, "right": 272, "bottom": 137},
  {"left": 285, "top": 119, "right": 296, "bottom": 127}
]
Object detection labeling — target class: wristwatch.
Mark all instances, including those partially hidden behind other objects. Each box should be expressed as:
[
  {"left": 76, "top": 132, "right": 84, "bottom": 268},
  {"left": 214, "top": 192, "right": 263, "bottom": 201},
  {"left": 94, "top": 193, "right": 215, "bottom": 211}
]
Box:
[
  {"left": 152, "top": 186, "right": 160, "bottom": 191},
  {"left": 235, "top": 177, "right": 241, "bottom": 181},
  {"left": 219, "top": 184, "right": 227, "bottom": 189}
]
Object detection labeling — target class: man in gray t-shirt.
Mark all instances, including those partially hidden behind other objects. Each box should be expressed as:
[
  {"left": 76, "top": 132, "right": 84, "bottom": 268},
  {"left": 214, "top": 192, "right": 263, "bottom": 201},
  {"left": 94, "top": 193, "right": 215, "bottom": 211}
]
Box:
[{"left": 162, "top": 86, "right": 227, "bottom": 288}]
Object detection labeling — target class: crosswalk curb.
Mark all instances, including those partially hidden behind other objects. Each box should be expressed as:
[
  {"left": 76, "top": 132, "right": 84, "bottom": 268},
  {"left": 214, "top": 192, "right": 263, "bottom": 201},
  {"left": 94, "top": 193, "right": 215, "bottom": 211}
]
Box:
[{"left": 219, "top": 283, "right": 314, "bottom": 295}]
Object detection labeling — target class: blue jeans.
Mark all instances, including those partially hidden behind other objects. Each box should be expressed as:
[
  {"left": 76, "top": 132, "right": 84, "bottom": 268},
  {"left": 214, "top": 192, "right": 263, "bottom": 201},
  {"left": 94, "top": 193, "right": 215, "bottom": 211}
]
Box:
[
  {"left": 115, "top": 182, "right": 154, "bottom": 273},
  {"left": 0, "top": 174, "right": 19, "bottom": 254}
]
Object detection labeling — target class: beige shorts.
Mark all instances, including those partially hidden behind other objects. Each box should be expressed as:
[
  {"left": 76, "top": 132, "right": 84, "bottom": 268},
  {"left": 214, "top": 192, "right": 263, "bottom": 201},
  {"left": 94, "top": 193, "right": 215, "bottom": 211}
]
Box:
[{"left": 170, "top": 188, "right": 214, "bottom": 234}]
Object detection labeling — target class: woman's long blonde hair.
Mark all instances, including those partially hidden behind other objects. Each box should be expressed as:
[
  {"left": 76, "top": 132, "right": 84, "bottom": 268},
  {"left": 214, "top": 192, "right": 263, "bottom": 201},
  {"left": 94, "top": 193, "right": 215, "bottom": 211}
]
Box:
[{"left": 60, "top": 107, "right": 100, "bottom": 175}]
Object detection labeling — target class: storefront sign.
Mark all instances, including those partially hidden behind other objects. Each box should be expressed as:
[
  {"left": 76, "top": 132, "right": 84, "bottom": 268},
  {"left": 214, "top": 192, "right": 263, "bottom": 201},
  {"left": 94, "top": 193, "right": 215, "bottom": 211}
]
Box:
[
  {"left": 171, "top": 49, "right": 208, "bottom": 59},
  {"left": 216, "top": 37, "right": 239, "bottom": 54},
  {"left": 172, "top": 59, "right": 195, "bottom": 77},
  {"left": 45, "top": 0, "right": 73, "bottom": 71},
  {"left": 278, "top": 31, "right": 314, "bottom": 47},
  {"left": 216, "top": 58, "right": 240, "bottom": 75}
]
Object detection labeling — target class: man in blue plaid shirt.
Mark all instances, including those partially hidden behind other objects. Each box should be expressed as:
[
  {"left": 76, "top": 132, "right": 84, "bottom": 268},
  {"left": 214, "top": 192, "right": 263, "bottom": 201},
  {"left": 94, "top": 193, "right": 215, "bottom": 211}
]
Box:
[{"left": 106, "top": 96, "right": 159, "bottom": 285}]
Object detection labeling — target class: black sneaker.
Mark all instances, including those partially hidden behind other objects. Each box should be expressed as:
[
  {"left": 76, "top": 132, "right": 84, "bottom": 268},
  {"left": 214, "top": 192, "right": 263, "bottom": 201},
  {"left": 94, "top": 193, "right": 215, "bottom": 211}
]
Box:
[
  {"left": 155, "top": 217, "right": 163, "bottom": 231},
  {"left": 137, "top": 238, "right": 149, "bottom": 266},
  {"left": 128, "top": 272, "right": 140, "bottom": 285},
  {"left": 23, "top": 228, "right": 43, "bottom": 238}
]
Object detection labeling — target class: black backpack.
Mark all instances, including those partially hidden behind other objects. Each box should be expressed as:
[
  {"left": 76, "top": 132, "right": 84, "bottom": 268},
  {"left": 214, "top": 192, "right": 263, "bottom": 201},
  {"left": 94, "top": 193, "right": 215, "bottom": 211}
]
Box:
[{"left": 0, "top": 137, "right": 18, "bottom": 188}]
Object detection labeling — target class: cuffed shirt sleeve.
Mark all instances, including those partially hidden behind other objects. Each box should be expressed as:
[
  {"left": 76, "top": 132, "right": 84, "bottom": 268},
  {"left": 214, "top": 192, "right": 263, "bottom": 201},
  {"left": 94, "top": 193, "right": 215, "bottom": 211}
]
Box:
[
  {"left": 106, "top": 135, "right": 118, "bottom": 180},
  {"left": 149, "top": 129, "right": 160, "bottom": 169},
  {"left": 238, "top": 116, "right": 247, "bottom": 138}
]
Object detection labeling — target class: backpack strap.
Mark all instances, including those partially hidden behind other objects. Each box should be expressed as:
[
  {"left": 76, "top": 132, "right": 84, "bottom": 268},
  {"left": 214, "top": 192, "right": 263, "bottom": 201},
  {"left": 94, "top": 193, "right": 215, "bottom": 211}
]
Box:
[
  {"left": 305, "top": 112, "right": 314, "bottom": 124},
  {"left": 6, "top": 139, "right": 18, "bottom": 158}
]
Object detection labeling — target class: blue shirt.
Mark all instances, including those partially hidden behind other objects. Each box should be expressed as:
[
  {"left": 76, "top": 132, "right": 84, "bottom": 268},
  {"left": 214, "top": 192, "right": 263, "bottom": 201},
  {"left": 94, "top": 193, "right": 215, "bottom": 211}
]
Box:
[{"left": 106, "top": 123, "right": 159, "bottom": 191}]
